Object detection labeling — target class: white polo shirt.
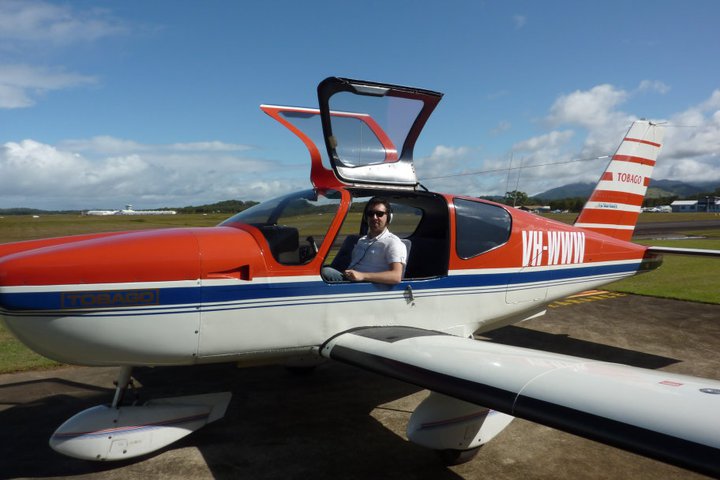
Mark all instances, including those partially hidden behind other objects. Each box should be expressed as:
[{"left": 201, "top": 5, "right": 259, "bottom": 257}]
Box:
[{"left": 349, "top": 228, "right": 407, "bottom": 273}]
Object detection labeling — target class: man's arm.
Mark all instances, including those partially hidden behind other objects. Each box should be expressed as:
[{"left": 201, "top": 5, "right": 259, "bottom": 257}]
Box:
[{"left": 344, "top": 262, "right": 403, "bottom": 285}]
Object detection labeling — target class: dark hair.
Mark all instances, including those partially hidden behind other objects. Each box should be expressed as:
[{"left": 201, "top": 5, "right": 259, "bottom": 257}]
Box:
[{"left": 364, "top": 197, "right": 393, "bottom": 223}]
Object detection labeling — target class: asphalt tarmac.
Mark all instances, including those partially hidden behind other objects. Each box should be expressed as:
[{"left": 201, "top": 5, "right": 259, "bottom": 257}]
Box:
[
  {"left": 1, "top": 293, "right": 718, "bottom": 480},
  {"left": 634, "top": 218, "right": 720, "bottom": 237}
]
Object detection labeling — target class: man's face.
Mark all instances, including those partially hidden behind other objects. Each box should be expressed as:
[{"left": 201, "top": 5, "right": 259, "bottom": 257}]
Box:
[{"left": 366, "top": 203, "right": 388, "bottom": 235}]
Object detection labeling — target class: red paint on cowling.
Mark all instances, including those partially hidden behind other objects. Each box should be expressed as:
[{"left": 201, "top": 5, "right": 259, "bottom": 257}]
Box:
[
  {"left": 0, "top": 232, "right": 128, "bottom": 258},
  {"left": 0, "top": 227, "right": 265, "bottom": 286}
]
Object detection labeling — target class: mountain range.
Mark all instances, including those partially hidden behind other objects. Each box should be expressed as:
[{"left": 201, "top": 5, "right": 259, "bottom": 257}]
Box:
[{"left": 534, "top": 179, "right": 720, "bottom": 201}]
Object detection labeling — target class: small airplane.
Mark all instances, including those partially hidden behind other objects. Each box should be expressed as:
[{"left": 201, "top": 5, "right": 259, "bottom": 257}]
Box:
[{"left": 1, "top": 77, "right": 719, "bottom": 476}]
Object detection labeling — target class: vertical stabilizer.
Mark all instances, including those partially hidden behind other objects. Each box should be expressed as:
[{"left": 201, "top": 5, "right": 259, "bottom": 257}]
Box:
[{"left": 574, "top": 121, "right": 664, "bottom": 241}]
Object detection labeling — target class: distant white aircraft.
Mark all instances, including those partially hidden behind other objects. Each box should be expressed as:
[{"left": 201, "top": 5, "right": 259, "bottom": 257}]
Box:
[{"left": 86, "top": 204, "right": 177, "bottom": 216}]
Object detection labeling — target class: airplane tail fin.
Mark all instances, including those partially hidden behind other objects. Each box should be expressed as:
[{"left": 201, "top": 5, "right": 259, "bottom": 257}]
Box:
[{"left": 573, "top": 120, "right": 665, "bottom": 241}]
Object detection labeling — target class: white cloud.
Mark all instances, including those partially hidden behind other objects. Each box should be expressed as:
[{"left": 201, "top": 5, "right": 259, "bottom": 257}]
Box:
[
  {"left": 419, "top": 84, "right": 720, "bottom": 198},
  {"left": 0, "top": 1, "right": 127, "bottom": 109},
  {"left": 0, "top": 64, "right": 96, "bottom": 109},
  {"left": 3, "top": 85, "right": 720, "bottom": 210},
  {"left": 0, "top": 0, "right": 126, "bottom": 46},
  {"left": 0, "top": 137, "right": 294, "bottom": 210},
  {"left": 546, "top": 84, "right": 629, "bottom": 129},
  {"left": 169, "top": 141, "right": 252, "bottom": 152},
  {"left": 655, "top": 91, "right": 720, "bottom": 184},
  {"left": 637, "top": 80, "right": 670, "bottom": 95},
  {"left": 415, "top": 145, "right": 491, "bottom": 194},
  {"left": 60, "top": 137, "right": 252, "bottom": 155},
  {"left": 513, "top": 130, "right": 574, "bottom": 152}
]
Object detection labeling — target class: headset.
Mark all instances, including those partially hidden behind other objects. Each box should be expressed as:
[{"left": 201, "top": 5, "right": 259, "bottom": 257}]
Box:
[{"left": 363, "top": 197, "right": 393, "bottom": 224}]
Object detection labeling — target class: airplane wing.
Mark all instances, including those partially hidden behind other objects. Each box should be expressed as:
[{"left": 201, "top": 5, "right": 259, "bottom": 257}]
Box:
[{"left": 320, "top": 326, "right": 720, "bottom": 477}]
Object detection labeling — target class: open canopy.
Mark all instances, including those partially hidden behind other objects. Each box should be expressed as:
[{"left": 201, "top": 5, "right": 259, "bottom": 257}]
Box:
[
  {"left": 317, "top": 77, "right": 443, "bottom": 188},
  {"left": 261, "top": 78, "right": 443, "bottom": 190}
]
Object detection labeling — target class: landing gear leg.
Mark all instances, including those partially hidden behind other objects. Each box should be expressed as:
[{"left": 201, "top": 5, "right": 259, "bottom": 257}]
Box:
[{"left": 111, "top": 366, "right": 134, "bottom": 408}]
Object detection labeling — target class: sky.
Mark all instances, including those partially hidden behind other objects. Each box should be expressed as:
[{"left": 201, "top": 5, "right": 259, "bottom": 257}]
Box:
[{"left": 1, "top": 0, "right": 719, "bottom": 210}]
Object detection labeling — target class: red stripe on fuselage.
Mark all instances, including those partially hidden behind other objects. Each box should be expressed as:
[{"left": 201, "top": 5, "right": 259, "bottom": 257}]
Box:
[
  {"left": 586, "top": 190, "right": 646, "bottom": 206},
  {"left": 613, "top": 154, "right": 656, "bottom": 166},
  {"left": 625, "top": 137, "right": 662, "bottom": 148},
  {"left": 601, "top": 172, "right": 613, "bottom": 181},
  {"left": 577, "top": 209, "right": 640, "bottom": 227},
  {"left": 576, "top": 225, "right": 634, "bottom": 242}
]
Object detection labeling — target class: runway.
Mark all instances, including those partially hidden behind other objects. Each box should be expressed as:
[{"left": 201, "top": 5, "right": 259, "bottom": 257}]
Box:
[{"left": 0, "top": 293, "right": 718, "bottom": 479}]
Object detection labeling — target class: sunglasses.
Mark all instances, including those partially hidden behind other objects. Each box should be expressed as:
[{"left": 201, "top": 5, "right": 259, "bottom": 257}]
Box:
[{"left": 367, "top": 210, "right": 387, "bottom": 218}]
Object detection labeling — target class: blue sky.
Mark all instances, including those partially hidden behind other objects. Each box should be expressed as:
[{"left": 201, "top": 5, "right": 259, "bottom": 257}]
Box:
[{"left": 1, "top": 0, "right": 719, "bottom": 210}]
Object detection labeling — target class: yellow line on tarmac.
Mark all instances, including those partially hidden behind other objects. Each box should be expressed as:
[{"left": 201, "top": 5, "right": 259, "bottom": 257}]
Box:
[{"left": 549, "top": 290, "right": 627, "bottom": 308}]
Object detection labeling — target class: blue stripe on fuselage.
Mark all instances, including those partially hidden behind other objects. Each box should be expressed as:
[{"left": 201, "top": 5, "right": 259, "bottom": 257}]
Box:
[{"left": 0, "top": 262, "right": 639, "bottom": 312}]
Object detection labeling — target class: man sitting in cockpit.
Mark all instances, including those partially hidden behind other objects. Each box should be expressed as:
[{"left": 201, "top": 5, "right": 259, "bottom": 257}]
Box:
[{"left": 322, "top": 197, "right": 406, "bottom": 285}]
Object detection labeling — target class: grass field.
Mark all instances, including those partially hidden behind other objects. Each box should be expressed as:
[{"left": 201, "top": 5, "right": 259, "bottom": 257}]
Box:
[
  {"left": 1, "top": 213, "right": 718, "bottom": 373},
  {"left": 606, "top": 229, "right": 720, "bottom": 303},
  {"left": 543, "top": 211, "right": 720, "bottom": 225},
  {"left": 540, "top": 212, "right": 720, "bottom": 302},
  {"left": 0, "top": 213, "right": 227, "bottom": 243}
]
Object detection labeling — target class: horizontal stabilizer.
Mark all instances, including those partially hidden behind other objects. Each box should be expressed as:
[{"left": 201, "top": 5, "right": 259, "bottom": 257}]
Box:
[
  {"left": 321, "top": 326, "right": 720, "bottom": 477},
  {"left": 646, "top": 246, "right": 720, "bottom": 257}
]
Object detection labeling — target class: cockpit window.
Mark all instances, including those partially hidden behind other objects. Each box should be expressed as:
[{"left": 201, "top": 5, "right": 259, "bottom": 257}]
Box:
[
  {"left": 328, "top": 92, "right": 423, "bottom": 167},
  {"left": 454, "top": 198, "right": 511, "bottom": 259},
  {"left": 330, "top": 114, "right": 388, "bottom": 166},
  {"left": 222, "top": 189, "right": 341, "bottom": 265}
]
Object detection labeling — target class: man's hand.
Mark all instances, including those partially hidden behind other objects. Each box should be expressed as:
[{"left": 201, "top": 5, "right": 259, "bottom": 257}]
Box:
[
  {"left": 344, "top": 262, "right": 403, "bottom": 285},
  {"left": 343, "top": 269, "right": 365, "bottom": 282}
]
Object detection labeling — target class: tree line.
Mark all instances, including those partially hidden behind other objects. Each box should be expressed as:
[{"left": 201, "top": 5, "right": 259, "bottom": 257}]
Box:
[{"left": 487, "top": 186, "right": 720, "bottom": 213}]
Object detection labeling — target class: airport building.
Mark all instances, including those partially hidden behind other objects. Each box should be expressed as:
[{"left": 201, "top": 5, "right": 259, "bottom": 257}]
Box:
[{"left": 670, "top": 197, "right": 720, "bottom": 213}]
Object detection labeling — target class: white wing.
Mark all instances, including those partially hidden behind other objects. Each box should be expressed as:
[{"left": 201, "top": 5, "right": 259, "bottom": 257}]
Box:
[{"left": 320, "top": 326, "right": 720, "bottom": 477}]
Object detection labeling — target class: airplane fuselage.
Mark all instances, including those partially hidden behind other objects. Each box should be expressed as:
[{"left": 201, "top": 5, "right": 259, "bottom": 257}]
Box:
[{"left": 0, "top": 191, "right": 660, "bottom": 366}]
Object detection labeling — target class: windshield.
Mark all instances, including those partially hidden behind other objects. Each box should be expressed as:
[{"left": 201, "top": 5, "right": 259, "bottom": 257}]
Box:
[{"left": 221, "top": 189, "right": 342, "bottom": 265}]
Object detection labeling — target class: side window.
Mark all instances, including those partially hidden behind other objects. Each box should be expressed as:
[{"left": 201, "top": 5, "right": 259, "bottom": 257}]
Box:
[
  {"left": 454, "top": 198, "right": 511, "bottom": 258},
  {"left": 388, "top": 203, "right": 423, "bottom": 238}
]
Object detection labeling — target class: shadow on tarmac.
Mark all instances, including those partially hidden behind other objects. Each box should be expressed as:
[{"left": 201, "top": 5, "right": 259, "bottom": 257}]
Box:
[
  {"left": 482, "top": 326, "right": 679, "bottom": 369},
  {"left": 0, "top": 362, "right": 467, "bottom": 480}
]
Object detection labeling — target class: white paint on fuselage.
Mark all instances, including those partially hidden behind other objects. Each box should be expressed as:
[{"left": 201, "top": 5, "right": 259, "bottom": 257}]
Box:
[{"left": 0, "top": 261, "right": 640, "bottom": 366}]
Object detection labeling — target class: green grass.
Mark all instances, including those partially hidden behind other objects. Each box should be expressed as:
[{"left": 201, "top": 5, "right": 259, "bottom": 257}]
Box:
[
  {"left": 0, "top": 327, "right": 60, "bottom": 373},
  {"left": 542, "top": 211, "right": 720, "bottom": 225},
  {"left": 606, "top": 229, "right": 720, "bottom": 304},
  {"left": 0, "top": 213, "right": 227, "bottom": 244}
]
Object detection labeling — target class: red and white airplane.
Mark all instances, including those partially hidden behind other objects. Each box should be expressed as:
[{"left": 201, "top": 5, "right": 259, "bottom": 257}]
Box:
[{"left": 1, "top": 77, "right": 719, "bottom": 475}]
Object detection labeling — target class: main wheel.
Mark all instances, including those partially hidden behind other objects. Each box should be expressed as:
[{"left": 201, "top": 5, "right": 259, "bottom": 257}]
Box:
[{"left": 435, "top": 446, "right": 482, "bottom": 466}]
